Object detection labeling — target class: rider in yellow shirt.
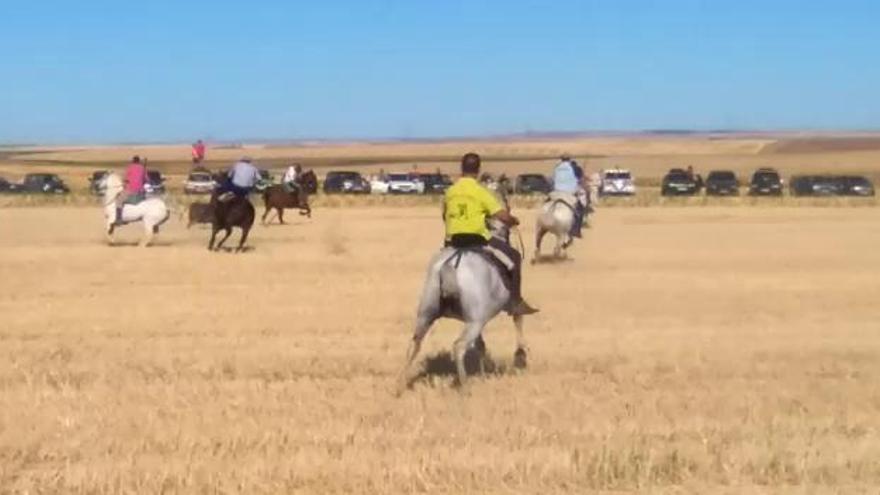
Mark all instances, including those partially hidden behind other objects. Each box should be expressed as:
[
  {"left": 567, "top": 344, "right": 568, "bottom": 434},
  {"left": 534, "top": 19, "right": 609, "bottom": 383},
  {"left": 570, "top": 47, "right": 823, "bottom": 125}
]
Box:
[{"left": 444, "top": 153, "right": 538, "bottom": 316}]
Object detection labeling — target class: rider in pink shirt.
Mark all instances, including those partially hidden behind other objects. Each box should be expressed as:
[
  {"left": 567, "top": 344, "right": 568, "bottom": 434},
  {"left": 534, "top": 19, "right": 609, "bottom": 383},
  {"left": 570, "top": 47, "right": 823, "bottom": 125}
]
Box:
[
  {"left": 125, "top": 157, "right": 147, "bottom": 195},
  {"left": 115, "top": 156, "right": 147, "bottom": 224}
]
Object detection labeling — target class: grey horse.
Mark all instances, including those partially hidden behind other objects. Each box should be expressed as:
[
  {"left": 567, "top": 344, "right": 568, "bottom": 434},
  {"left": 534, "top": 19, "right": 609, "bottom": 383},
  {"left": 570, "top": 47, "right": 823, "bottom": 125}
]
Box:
[{"left": 398, "top": 188, "right": 528, "bottom": 390}]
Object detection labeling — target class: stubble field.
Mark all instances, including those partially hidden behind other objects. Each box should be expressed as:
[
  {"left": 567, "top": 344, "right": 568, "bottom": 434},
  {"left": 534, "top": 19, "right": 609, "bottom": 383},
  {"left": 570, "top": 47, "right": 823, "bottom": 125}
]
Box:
[{"left": 1, "top": 204, "right": 879, "bottom": 493}]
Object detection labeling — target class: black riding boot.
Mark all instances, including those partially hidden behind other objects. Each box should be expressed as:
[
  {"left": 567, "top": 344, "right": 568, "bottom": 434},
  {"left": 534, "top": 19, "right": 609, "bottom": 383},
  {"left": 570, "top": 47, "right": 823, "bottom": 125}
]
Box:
[
  {"left": 487, "top": 237, "right": 539, "bottom": 316},
  {"left": 570, "top": 204, "right": 584, "bottom": 238},
  {"left": 114, "top": 207, "right": 124, "bottom": 226}
]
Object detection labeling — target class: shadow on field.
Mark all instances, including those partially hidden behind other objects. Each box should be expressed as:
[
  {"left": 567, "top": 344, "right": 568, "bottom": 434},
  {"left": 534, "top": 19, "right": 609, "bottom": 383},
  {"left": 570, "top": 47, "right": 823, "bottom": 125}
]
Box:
[
  {"left": 105, "top": 240, "right": 174, "bottom": 247},
  {"left": 531, "top": 254, "right": 574, "bottom": 265},
  {"left": 408, "top": 337, "right": 523, "bottom": 388}
]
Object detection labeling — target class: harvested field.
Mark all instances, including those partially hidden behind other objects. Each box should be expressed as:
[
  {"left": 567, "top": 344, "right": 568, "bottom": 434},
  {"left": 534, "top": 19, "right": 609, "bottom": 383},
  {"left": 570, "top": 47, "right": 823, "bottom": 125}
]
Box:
[{"left": 1, "top": 205, "right": 879, "bottom": 493}]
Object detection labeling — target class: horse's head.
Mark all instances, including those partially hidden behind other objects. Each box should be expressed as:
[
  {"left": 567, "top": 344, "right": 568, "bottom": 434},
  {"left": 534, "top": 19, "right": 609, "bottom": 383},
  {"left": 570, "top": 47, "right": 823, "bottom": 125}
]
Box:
[
  {"left": 103, "top": 173, "right": 124, "bottom": 201},
  {"left": 297, "top": 170, "right": 318, "bottom": 192}
]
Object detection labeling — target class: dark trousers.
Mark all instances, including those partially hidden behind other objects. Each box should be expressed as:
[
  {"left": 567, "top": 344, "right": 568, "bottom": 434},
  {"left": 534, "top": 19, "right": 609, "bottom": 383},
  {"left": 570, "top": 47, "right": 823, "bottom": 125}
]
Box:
[
  {"left": 447, "top": 234, "right": 523, "bottom": 300},
  {"left": 571, "top": 203, "right": 585, "bottom": 237},
  {"left": 219, "top": 180, "right": 252, "bottom": 198}
]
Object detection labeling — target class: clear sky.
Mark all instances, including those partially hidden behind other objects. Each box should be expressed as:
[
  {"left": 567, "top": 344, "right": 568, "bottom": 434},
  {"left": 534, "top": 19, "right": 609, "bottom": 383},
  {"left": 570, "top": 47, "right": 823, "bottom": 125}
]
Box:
[{"left": 2, "top": 0, "right": 879, "bottom": 143}]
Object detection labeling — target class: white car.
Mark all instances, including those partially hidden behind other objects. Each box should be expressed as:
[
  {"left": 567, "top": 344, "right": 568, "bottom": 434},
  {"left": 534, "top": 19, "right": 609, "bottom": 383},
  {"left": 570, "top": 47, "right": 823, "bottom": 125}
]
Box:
[
  {"left": 370, "top": 173, "right": 425, "bottom": 194},
  {"left": 184, "top": 171, "right": 218, "bottom": 195},
  {"left": 600, "top": 169, "right": 636, "bottom": 196}
]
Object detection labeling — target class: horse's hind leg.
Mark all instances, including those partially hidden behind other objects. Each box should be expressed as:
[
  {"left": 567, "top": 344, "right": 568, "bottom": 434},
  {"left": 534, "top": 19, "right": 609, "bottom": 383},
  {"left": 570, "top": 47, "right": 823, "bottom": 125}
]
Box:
[
  {"left": 513, "top": 315, "right": 528, "bottom": 370},
  {"left": 140, "top": 222, "right": 154, "bottom": 248},
  {"left": 261, "top": 206, "right": 271, "bottom": 225},
  {"left": 236, "top": 226, "right": 251, "bottom": 252},
  {"left": 277, "top": 208, "right": 284, "bottom": 224},
  {"left": 453, "top": 321, "right": 484, "bottom": 388},
  {"left": 208, "top": 226, "right": 219, "bottom": 250},
  {"left": 396, "top": 313, "right": 437, "bottom": 394},
  {"left": 533, "top": 227, "right": 547, "bottom": 263},
  {"left": 215, "top": 227, "right": 232, "bottom": 250}
]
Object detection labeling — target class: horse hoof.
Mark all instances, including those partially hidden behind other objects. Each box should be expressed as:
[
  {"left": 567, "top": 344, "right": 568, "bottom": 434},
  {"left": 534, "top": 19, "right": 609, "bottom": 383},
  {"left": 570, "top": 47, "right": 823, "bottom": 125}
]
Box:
[{"left": 514, "top": 348, "right": 528, "bottom": 369}]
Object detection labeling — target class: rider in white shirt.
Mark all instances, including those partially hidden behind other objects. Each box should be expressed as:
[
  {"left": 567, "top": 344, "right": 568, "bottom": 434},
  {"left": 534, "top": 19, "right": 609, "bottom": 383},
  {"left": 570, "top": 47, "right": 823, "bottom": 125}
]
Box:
[
  {"left": 552, "top": 155, "right": 587, "bottom": 238},
  {"left": 282, "top": 163, "right": 302, "bottom": 192}
]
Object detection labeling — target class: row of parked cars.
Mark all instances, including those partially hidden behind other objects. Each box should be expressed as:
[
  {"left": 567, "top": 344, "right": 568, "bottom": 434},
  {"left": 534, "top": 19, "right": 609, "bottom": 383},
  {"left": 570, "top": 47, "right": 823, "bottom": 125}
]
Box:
[
  {"left": 0, "top": 173, "right": 71, "bottom": 194},
  {"left": 660, "top": 167, "right": 875, "bottom": 197},
  {"left": 2, "top": 167, "right": 875, "bottom": 199}
]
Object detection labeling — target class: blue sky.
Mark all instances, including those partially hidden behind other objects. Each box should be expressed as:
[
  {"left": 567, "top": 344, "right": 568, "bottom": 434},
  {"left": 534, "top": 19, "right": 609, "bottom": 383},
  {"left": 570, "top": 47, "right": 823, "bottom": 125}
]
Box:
[{"left": 1, "top": 0, "right": 879, "bottom": 143}]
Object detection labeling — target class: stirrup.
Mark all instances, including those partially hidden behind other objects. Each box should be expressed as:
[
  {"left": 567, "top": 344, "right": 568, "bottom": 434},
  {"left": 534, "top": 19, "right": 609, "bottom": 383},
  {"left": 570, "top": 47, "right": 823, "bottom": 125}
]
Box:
[{"left": 218, "top": 192, "right": 235, "bottom": 202}]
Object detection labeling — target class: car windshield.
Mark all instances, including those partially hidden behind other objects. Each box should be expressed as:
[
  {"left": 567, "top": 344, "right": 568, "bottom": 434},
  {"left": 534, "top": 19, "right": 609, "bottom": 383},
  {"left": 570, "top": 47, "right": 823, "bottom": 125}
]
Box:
[
  {"left": 189, "top": 173, "right": 212, "bottom": 181},
  {"left": 708, "top": 171, "right": 736, "bottom": 181},
  {"left": 605, "top": 172, "right": 631, "bottom": 180},
  {"left": 388, "top": 174, "right": 411, "bottom": 181},
  {"left": 754, "top": 172, "right": 779, "bottom": 181},
  {"left": 259, "top": 171, "right": 270, "bottom": 179},
  {"left": 330, "top": 172, "right": 361, "bottom": 180},
  {"left": 666, "top": 173, "right": 690, "bottom": 181},
  {"left": 147, "top": 171, "right": 162, "bottom": 181}
]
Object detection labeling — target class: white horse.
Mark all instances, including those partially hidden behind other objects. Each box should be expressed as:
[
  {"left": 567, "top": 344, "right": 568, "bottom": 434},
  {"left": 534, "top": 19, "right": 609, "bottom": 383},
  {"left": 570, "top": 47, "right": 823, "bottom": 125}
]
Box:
[
  {"left": 534, "top": 192, "right": 576, "bottom": 261},
  {"left": 399, "top": 245, "right": 529, "bottom": 390},
  {"left": 102, "top": 173, "right": 170, "bottom": 246}
]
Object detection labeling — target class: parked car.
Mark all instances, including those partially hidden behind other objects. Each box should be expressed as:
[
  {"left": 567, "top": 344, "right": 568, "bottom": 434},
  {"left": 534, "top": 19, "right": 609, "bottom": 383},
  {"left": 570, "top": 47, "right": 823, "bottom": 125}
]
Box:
[
  {"left": 600, "top": 169, "right": 636, "bottom": 196},
  {"left": 515, "top": 174, "right": 552, "bottom": 194},
  {"left": 661, "top": 168, "right": 699, "bottom": 196},
  {"left": 705, "top": 170, "right": 740, "bottom": 196},
  {"left": 184, "top": 170, "right": 218, "bottom": 195},
  {"left": 323, "top": 171, "right": 371, "bottom": 194},
  {"left": 790, "top": 175, "right": 841, "bottom": 196},
  {"left": 20, "top": 173, "right": 70, "bottom": 194},
  {"left": 387, "top": 173, "right": 424, "bottom": 194},
  {"left": 0, "top": 177, "right": 20, "bottom": 193},
  {"left": 144, "top": 170, "right": 166, "bottom": 195},
  {"left": 835, "top": 175, "right": 875, "bottom": 196},
  {"left": 419, "top": 173, "right": 453, "bottom": 194},
  {"left": 89, "top": 170, "right": 109, "bottom": 195},
  {"left": 748, "top": 168, "right": 783, "bottom": 196}
]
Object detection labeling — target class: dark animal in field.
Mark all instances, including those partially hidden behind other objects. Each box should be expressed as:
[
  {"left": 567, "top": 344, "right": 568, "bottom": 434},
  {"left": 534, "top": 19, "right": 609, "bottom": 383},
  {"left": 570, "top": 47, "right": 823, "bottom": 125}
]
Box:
[
  {"left": 208, "top": 194, "right": 255, "bottom": 252},
  {"left": 187, "top": 202, "right": 214, "bottom": 228}
]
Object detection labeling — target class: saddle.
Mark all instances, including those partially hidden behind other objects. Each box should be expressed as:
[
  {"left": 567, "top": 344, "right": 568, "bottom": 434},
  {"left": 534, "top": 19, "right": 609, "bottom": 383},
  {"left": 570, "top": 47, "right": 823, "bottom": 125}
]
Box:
[
  {"left": 442, "top": 246, "right": 515, "bottom": 292},
  {"left": 546, "top": 191, "right": 578, "bottom": 212}
]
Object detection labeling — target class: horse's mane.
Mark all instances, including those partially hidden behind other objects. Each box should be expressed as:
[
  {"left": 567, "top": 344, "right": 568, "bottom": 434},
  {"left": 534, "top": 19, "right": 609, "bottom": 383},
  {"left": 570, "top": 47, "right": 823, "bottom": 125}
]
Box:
[{"left": 104, "top": 173, "right": 123, "bottom": 195}]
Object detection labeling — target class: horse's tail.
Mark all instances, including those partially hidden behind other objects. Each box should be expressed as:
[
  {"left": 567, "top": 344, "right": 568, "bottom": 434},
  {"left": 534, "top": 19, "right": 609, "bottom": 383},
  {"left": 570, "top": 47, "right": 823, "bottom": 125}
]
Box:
[{"left": 439, "top": 261, "right": 459, "bottom": 299}]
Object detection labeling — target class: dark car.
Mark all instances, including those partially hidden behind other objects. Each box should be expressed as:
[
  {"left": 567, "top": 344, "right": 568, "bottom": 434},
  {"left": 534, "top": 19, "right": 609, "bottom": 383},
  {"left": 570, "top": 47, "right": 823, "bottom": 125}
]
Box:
[
  {"left": 749, "top": 168, "right": 783, "bottom": 196},
  {"left": 835, "top": 175, "right": 875, "bottom": 196},
  {"left": 20, "top": 173, "right": 70, "bottom": 194},
  {"left": 0, "top": 177, "right": 20, "bottom": 193},
  {"left": 661, "top": 169, "right": 699, "bottom": 196},
  {"left": 145, "top": 170, "right": 166, "bottom": 195},
  {"left": 705, "top": 170, "right": 739, "bottom": 196},
  {"left": 419, "top": 173, "right": 453, "bottom": 194},
  {"left": 515, "top": 174, "right": 552, "bottom": 194},
  {"left": 323, "top": 171, "right": 371, "bottom": 194},
  {"left": 790, "top": 175, "right": 841, "bottom": 196}
]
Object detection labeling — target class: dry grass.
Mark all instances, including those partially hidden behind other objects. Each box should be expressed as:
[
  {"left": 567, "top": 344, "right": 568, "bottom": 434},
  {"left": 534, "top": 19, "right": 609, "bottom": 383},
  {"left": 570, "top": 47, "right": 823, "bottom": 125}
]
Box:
[{"left": 1, "top": 205, "right": 879, "bottom": 493}]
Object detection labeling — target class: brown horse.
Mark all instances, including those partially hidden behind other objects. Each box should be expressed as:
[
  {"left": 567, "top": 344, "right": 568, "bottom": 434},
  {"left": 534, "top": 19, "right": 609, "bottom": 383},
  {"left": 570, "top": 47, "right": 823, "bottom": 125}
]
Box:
[
  {"left": 209, "top": 194, "right": 255, "bottom": 252},
  {"left": 261, "top": 171, "right": 315, "bottom": 224}
]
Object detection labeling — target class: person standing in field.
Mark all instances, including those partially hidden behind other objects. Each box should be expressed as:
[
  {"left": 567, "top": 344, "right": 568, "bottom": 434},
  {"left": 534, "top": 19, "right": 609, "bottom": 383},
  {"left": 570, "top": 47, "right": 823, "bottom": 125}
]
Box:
[
  {"left": 115, "top": 155, "right": 147, "bottom": 224},
  {"left": 192, "top": 140, "right": 206, "bottom": 164}
]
